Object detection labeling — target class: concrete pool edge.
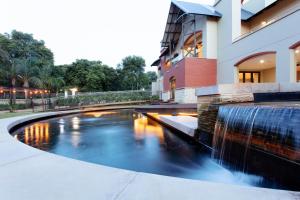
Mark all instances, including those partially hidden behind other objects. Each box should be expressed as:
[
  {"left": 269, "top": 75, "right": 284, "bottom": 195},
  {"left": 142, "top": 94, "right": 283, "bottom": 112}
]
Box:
[{"left": 0, "top": 110, "right": 299, "bottom": 199}]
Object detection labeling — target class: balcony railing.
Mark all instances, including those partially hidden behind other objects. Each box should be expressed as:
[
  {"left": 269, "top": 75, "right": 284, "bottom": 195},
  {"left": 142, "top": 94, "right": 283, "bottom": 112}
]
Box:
[{"left": 234, "top": 8, "right": 300, "bottom": 42}]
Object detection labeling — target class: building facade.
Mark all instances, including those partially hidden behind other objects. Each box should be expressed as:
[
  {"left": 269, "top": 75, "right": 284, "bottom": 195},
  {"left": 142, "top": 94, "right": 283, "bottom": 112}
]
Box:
[{"left": 152, "top": 0, "right": 300, "bottom": 103}]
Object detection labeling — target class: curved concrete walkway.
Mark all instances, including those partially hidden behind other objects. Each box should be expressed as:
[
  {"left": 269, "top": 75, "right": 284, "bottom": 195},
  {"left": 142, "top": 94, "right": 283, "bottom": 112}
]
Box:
[{"left": 0, "top": 110, "right": 299, "bottom": 200}]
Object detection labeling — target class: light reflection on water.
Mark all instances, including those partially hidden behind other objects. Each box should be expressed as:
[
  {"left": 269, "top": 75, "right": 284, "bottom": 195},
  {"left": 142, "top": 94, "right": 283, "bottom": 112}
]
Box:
[
  {"left": 22, "top": 123, "right": 50, "bottom": 148},
  {"left": 134, "top": 113, "right": 164, "bottom": 143},
  {"left": 12, "top": 109, "right": 290, "bottom": 190}
]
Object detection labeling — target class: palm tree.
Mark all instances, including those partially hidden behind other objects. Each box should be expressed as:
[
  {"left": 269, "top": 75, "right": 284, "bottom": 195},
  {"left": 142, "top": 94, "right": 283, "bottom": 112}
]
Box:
[
  {"left": 16, "top": 58, "right": 40, "bottom": 107},
  {"left": 0, "top": 46, "right": 18, "bottom": 112},
  {"left": 31, "top": 65, "right": 65, "bottom": 110}
]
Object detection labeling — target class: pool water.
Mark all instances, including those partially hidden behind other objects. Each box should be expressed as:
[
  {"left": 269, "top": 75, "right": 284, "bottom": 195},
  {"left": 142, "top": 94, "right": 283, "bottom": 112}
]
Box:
[{"left": 12, "top": 109, "right": 294, "bottom": 190}]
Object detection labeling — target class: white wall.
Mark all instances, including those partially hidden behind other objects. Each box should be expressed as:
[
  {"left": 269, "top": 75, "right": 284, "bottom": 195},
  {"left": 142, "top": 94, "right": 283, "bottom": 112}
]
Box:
[
  {"left": 215, "top": 0, "right": 300, "bottom": 84},
  {"left": 175, "top": 88, "right": 197, "bottom": 103},
  {"left": 162, "top": 88, "right": 197, "bottom": 103},
  {"left": 203, "top": 18, "right": 218, "bottom": 59},
  {"left": 215, "top": 0, "right": 242, "bottom": 84},
  {"left": 162, "top": 91, "right": 170, "bottom": 102},
  {"left": 151, "top": 82, "right": 158, "bottom": 96}
]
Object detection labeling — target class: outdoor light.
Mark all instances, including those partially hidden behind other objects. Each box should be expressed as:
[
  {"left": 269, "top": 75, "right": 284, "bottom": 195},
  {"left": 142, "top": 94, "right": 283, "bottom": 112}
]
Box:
[
  {"left": 30, "top": 91, "right": 33, "bottom": 95},
  {"left": 261, "top": 21, "right": 267, "bottom": 26},
  {"left": 34, "top": 90, "right": 38, "bottom": 94},
  {"left": 260, "top": 59, "right": 265, "bottom": 64},
  {"left": 70, "top": 88, "right": 78, "bottom": 92},
  {"left": 12, "top": 90, "right": 16, "bottom": 93},
  {"left": 296, "top": 49, "right": 300, "bottom": 54},
  {"left": 0, "top": 90, "right": 3, "bottom": 93}
]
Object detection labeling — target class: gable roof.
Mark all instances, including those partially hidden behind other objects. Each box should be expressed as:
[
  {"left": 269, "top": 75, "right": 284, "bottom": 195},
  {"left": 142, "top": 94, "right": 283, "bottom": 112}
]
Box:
[
  {"left": 171, "top": 0, "right": 222, "bottom": 17},
  {"left": 161, "top": 0, "right": 222, "bottom": 48}
]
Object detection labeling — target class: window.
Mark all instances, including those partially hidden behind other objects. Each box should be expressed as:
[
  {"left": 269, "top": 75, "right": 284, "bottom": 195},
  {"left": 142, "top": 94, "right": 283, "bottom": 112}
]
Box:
[
  {"left": 183, "top": 32, "right": 203, "bottom": 58},
  {"left": 239, "top": 72, "right": 260, "bottom": 83}
]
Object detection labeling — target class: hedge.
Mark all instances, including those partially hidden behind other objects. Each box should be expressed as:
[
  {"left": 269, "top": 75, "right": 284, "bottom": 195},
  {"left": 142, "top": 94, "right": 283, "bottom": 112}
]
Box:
[{"left": 55, "top": 91, "right": 157, "bottom": 107}]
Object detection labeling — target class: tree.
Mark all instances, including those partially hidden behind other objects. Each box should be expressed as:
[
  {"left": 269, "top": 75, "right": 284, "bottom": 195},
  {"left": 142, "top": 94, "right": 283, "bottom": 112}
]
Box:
[
  {"left": 1, "top": 29, "right": 155, "bottom": 109},
  {"left": 85, "top": 64, "right": 105, "bottom": 91},
  {"left": 0, "top": 31, "right": 55, "bottom": 108},
  {"left": 31, "top": 65, "right": 64, "bottom": 92},
  {"left": 118, "top": 56, "right": 146, "bottom": 90},
  {"left": 138, "top": 71, "right": 158, "bottom": 90},
  {"left": 0, "top": 33, "right": 21, "bottom": 109},
  {"left": 63, "top": 59, "right": 123, "bottom": 92}
]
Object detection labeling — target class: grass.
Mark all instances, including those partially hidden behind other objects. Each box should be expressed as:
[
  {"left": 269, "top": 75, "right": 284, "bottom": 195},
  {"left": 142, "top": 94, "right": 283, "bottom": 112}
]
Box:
[{"left": 0, "top": 110, "right": 34, "bottom": 119}]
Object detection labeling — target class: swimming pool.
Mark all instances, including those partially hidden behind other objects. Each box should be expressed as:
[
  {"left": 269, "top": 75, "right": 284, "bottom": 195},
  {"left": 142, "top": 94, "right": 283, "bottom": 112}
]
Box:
[{"left": 12, "top": 109, "right": 297, "bottom": 190}]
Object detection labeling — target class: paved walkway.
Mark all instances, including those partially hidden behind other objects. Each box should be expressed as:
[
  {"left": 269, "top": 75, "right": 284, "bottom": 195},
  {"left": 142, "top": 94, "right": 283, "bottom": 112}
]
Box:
[{"left": 0, "top": 109, "right": 299, "bottom": 199}]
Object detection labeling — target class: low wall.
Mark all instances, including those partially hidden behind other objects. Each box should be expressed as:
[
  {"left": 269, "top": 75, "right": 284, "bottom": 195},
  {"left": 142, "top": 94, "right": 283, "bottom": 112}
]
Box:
[
  {"left": 162, "top": 88, "right": 197, "bottom": 103},
  {"left": 196, "top": 83, "right": 300, "bottom": 96}
]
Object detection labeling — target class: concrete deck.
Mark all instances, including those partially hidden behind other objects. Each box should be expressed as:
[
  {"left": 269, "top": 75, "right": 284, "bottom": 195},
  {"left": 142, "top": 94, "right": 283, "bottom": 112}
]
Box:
[
  {"left": 0, "top": 109, "right": 299, "bottom": 199},
  {"left": 135, "top": 103, "right": 197, "bottom": 114},
  {"left": 150, "top": 115, "right": 198, "bottom": 137}
]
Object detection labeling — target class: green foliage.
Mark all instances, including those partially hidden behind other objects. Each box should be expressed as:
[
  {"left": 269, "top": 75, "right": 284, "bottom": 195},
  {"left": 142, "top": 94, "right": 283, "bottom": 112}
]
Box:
[
  {"left": 0, "top": 104, "right": 27, "bottom": 111},
  {"left": 63, "top": 59, "right": 121, "bottom": 92},
  {"left": 56, "top": 91, "right": 151, "bottom": 107},
  {"left": 118, "top": 56, "right": 147, "bottom": 90},
  {"left": 0, "top": 30, "right": 54, "bottom": 88},
  {"left": 150, "top": 95, "right": 159, "bottom": 101},
  {"left": 0, "top": 30, "right": 157, "bottom": 96}
]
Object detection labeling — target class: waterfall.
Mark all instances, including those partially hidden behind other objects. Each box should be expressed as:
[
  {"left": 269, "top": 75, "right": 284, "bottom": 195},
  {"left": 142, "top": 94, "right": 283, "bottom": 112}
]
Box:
[{"left": 212, "top": 104, "right": 300, "bottom": 167}]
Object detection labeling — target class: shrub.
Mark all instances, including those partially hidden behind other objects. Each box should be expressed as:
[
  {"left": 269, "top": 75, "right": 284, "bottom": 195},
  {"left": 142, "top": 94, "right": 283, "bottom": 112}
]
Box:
[{"left": 55, "top": 90, "right": 152, "bottom": 107}]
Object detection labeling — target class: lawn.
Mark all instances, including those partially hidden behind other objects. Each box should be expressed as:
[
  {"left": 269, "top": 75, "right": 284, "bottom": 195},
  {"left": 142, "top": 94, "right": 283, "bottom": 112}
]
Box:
[{"left": 0, "top": 111, "right": 33, "bottom": 119}]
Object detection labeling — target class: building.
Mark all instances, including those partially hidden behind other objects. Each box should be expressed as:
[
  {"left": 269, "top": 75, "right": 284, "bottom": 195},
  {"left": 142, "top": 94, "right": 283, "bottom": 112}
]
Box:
[{"left": 152, "top": 0, "right": 300, "bottom": 103}]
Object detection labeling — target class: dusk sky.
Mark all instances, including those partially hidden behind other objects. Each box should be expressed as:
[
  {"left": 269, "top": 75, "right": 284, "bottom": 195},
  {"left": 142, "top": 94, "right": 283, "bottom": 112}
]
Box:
[{"left": 0, "top": 0, "right": 214, "bottom": 71}]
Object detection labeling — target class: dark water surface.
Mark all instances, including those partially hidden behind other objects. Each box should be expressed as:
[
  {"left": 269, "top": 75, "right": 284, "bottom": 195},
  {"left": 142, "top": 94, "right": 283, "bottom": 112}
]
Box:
[{"left": 12, "top": 109, "right": 297, "bottom": 190}]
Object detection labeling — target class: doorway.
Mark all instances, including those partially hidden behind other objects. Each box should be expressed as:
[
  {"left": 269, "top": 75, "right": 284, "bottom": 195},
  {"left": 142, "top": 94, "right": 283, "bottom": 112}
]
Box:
[{"left": 169, "top": 77, "right": 176, "bottom": 100}]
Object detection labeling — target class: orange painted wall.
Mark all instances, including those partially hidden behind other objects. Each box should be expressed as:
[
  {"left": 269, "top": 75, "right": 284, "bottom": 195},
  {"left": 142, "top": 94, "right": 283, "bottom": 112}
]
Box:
[{"left": 163, "top": 57, "right": 217, "bottom": 91}]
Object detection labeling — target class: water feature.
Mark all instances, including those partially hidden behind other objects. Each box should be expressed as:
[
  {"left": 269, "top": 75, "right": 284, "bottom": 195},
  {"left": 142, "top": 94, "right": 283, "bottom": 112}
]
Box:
[
  {"left": 11, "top": 109, "right": 300, "bottom": 191},
  {"left": 212, "top": 104, "right": 300, "bottom": 190}
]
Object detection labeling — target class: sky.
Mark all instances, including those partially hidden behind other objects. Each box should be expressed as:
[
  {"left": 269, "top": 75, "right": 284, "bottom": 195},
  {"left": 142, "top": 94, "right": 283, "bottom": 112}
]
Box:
[{"left": 0, "top": 0, "right": 214, "bottom": 71}]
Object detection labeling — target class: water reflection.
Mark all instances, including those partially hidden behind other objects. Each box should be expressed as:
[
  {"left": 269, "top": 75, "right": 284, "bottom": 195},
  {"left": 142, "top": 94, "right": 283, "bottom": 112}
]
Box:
[
  {"left": 71, "top": 117, "right": 80, "bottom": 130},
  {"left": 22, "top": 123, "right": 50, "bottom": 148},
  {"left": 133, "top": 113, "right": 164, "bottom": 143},
  {"left": 12, "top": 109, "right": 300, "bottom": 191},
  {"left": 84, "top": 111, "right": 116, "bottom": 118}
]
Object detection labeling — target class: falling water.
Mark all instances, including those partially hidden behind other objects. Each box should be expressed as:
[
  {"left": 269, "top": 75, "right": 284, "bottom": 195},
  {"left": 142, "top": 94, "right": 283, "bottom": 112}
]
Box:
[{"left": 212, "top": 104, "right": 300, "bottom": 168}]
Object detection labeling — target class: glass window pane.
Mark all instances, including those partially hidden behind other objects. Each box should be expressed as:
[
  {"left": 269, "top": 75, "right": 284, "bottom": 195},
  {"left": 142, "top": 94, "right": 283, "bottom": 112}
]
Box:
[
  {"left": 245, "top": 73, "right": 252, "bottom": 83},
  {"left": 253, "top": 73, "right": 260, "bottom": 83},
  {"left": 239, "top": 73, "right": 244, "bottom": 83}
]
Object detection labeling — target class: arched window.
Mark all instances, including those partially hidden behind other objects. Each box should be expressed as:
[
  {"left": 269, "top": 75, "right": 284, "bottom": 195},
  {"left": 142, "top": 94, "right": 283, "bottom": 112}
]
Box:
[
  {"left": 182, "top": 31, "right": 203, "bottom": 58},
  {"left": 235, "top": 52, "right": 276, "bottom": 83}
]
